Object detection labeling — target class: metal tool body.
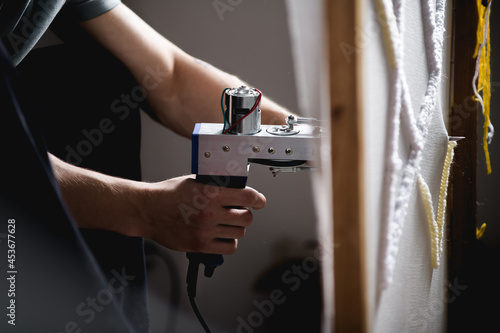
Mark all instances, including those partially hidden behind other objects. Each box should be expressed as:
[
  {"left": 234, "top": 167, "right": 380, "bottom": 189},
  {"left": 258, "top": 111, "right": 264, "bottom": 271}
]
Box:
[
  {"left": 186, "top": 86, "right": 321, "bottom": 332},
  {"left": 192, "top": 121, "right": 319, "bottom": 178},
  {"left": 188, "top": 86, "right": 320, "bottom": 275}
]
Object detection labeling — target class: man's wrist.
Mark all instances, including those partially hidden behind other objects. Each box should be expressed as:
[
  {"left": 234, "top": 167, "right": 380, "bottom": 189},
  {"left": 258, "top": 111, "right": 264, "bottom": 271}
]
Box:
[{"left": 115, "top": 178, "right": 154, "bottom": 240}]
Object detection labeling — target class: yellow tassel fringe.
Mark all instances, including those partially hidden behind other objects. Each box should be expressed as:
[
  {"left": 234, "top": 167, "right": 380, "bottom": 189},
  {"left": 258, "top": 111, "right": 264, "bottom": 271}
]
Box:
[{"left": 474, "top": 0, "right": 493, "bottom": 174}]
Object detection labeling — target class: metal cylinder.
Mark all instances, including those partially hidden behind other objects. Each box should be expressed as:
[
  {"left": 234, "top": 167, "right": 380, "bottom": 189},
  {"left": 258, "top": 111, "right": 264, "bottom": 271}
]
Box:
[{"left": 225, "top": 86, "right": 261, "bottom": 135}]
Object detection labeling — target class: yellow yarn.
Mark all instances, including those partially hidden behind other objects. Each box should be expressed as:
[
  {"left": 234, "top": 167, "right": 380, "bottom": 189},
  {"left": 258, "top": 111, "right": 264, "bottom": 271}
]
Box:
[
  {"left": 473, "top": 0, "right": 493, "bottom": 174},
  {"left": 375, "top": 0, "right": 398, "bottom": 68},
  {"left": 476, "top": 223, "right": 487, "bottom": 239},
  {"left": 417, "top": 141, "right": 457, "bottom": 269},
  {"left": 417, "top": 173, "right": 438, "bottom": 267}
]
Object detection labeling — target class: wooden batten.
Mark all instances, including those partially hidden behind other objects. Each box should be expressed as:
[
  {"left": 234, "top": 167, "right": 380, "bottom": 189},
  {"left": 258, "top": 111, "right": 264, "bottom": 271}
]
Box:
[{"left": 326, "top": 1, "right": 367, "bottom": 332}]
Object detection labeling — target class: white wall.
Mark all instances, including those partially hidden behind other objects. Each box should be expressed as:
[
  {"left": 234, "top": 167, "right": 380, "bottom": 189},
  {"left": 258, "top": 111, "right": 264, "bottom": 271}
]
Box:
[
  {"left": 124, "top": 1, "right": 319, "bottom": 332},
  {"left": 361, "top": 1, "right": 452, "bottom": 332}
]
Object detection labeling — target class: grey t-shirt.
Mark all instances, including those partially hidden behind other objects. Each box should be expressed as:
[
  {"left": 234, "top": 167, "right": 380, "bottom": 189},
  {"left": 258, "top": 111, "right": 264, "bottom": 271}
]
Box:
[{"left": 0, "top": 0, "right": 120, "bottom": 65}]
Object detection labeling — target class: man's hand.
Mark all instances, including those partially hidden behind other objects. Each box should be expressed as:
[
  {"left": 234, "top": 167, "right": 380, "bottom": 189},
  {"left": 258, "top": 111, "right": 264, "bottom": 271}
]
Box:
[
  {"left": 49, "top": 154, "right": 265, "bottom": 254},
  {"left": 143, "top": 175, "right": 266, "bottom": 254}
]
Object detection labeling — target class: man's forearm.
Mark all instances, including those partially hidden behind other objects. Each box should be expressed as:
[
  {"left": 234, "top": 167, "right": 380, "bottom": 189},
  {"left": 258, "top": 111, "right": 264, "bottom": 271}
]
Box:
[
  {"left": 80, "top": 4, "right": 291, "bottom": 138},
  {"left": 48, "top": 153, "right": 266, "bottom": 254},
  {"left": 48, "top": 154, "right": 149, "bottom": 238}
]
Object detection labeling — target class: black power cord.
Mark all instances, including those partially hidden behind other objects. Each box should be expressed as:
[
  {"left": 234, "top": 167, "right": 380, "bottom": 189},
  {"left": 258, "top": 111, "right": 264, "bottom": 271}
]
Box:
[
  {"left": 186, "top": 253, "right": 224, "bottom": 333},
  {"left": 186, "top": 258, "right": 210, "bottom": 333},
  {"left": 188, "top": 296, "right": 211, "bottom": 332}
]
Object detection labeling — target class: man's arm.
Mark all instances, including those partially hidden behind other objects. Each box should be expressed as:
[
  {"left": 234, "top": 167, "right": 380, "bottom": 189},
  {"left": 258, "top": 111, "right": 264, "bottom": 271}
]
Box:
[
  {"left": 49, "top": 154, "right": 266, "bottom": 254},
  {"left": 79, "top": 3, "right": 291, "bottom": 138},
  {"left": 48, "top": 3, "right": 289, "bottom": 253}
]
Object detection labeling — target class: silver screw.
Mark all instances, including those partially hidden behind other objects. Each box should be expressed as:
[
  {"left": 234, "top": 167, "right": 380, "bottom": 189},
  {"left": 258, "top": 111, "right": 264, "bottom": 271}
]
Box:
[
  {"left": 222, "top": 145, "right": 230, "bottom": 152},
  {"left": 204, "top": 152, "right": 211, "bottom": 158},
  {"left": 285, "top": 148, "right": 293, "bottom": 155},
  {"left": 252, "top": 146, "right": 260, "bottom": 153},
  {"left": 268, "top": 147, "right": 275, "bottom": 154}
]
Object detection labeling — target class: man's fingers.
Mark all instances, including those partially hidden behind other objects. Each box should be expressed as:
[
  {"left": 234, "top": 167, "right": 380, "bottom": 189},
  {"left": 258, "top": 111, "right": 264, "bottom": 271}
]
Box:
[
  {"left": 215, "top": 224, "right": 247, "bottom": 240},
  {"left": 177, "top": 178, "right": 266, "bottom": 254},
  {"left": 210, "top": 238, "right": 239, "bottom": 255},
  {"left": 190, "top": 178, "right": 266, "bottom": 210},
  {"left": 218, "top": 186, "right": 266, "bottom": 210},
  {"left": 217, "top": 207, "right": 253, "bottom": 227}
]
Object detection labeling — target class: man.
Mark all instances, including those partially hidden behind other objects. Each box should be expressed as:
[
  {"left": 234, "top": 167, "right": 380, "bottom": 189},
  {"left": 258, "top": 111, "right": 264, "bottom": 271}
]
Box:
[{"left": 1, "top": 0, "right": 290, "bottom": 331}]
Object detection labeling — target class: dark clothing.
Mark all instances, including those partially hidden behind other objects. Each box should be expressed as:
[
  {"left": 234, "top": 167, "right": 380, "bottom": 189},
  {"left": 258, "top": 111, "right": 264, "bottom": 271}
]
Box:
[
  {"left": 1, "top": 0, "right": 120, "bottom": 65},
  {"left": 0, "top": 40, "right": 143, "bottom": 332},
  {"left": 1, "top": 0, "right": 153, "bottom": 331}
]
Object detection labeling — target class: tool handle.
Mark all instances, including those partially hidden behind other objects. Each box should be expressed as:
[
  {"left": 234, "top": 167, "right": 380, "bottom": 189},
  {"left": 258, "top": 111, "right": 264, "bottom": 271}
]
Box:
[{"left": 186, "top": 175, "right": 247, "bottom": 278}]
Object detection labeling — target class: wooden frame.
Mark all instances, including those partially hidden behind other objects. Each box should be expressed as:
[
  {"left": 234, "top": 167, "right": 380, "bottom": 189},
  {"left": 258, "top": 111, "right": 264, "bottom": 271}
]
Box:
[
  {"left": 326, "top": 1, "right": 481, "bottom": 331},
  {"left": 327, "top": 1, "right": 367, "bottom": 332}
]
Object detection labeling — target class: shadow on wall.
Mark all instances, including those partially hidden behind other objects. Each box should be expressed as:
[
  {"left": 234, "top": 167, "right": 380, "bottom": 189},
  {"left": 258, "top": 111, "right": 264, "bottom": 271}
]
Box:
[{"left": 145, "top": 239, "right": 322, "bottom": 333}]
